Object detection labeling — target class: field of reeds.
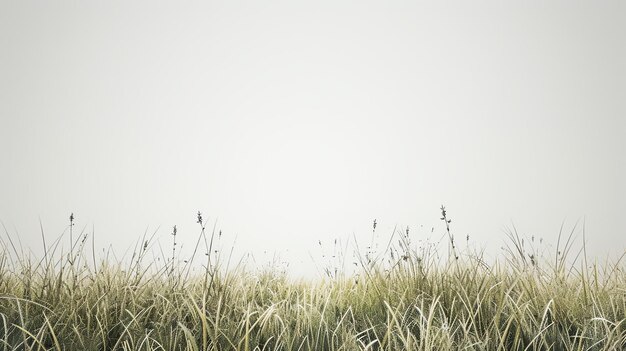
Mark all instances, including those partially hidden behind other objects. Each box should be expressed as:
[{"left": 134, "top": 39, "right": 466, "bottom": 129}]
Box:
[{"left": 0, "top": 208, "right": 624, "bottom": 351}]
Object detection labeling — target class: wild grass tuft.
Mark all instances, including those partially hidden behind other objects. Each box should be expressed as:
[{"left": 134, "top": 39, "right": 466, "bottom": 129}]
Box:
[{"left": 0, "top": 209, "right": 624, "bottom": 350}]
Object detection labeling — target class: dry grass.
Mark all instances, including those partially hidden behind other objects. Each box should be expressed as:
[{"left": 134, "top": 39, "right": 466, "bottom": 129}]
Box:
[{"left": 0, "top": 211, "right": 624, "bottom": 350}]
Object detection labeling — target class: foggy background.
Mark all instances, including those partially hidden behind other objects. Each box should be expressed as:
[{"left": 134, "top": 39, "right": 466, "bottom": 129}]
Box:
[{"left": 1, "top": 1, "right": 624, "bottom": 277}]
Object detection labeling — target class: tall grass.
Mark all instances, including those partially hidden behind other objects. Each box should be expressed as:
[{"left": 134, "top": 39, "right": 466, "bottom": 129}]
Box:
[{"left": 0, "top": 210, "right": 624, "bottom": 350}]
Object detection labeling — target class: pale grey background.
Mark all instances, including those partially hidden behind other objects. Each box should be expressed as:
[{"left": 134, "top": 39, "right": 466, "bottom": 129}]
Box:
[{"left": 1, "top": 1, "right": 624, "bottom": 276}]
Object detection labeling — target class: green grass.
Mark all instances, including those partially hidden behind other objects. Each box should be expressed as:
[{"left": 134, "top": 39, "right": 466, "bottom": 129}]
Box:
[{"left": 0, "top": 212, "right": 624, "bottom": 350}]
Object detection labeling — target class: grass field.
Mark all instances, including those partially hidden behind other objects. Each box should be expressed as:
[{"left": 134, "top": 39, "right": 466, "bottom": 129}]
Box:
[{"left": 0, "top": 210, "right": 624, "bottom": 350}]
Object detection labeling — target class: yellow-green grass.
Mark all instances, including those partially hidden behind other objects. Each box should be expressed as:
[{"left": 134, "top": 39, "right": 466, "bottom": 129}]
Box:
[{"left": 0, "top": 218, "right": 624, "bottom": 350}]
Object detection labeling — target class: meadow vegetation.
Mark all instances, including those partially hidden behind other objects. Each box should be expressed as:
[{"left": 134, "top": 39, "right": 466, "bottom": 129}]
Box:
[{"left": 0, "top": 208, "right": 624, "bottom": 350}]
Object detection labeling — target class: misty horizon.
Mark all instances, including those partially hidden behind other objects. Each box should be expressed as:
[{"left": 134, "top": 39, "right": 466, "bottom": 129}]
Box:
[{"left": 1, "top": 1, "right": 624, "bottom": 277}]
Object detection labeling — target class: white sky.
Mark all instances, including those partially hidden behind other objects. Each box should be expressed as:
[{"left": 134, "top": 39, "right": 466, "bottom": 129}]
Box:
[{"left": 1, "top": 1, "right": 624, "bottom": 276}]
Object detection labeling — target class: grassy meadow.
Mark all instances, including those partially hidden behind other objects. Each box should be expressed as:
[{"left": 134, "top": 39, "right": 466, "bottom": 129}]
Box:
[{"left": 0, "top": 209, "right": 624, "bottom": 350}]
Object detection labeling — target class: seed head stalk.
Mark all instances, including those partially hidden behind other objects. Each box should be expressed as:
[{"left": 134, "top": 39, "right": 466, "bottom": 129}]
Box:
[{"left": 440, "top": 205, "right": 458, "bottom": 261}]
